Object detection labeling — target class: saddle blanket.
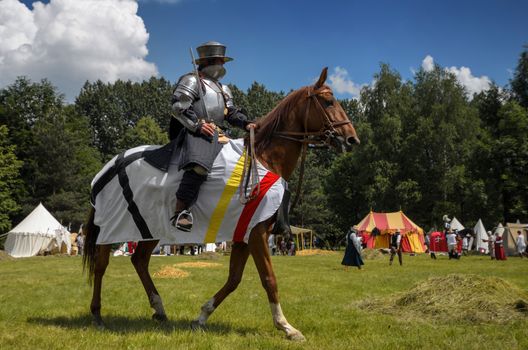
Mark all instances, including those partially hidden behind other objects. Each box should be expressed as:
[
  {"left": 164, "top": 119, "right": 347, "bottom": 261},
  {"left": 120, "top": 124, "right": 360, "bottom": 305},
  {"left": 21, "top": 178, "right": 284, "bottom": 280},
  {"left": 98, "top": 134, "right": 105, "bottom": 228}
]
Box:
[{"left": 91, "top": 139, "right": 286, "bottom": 245}]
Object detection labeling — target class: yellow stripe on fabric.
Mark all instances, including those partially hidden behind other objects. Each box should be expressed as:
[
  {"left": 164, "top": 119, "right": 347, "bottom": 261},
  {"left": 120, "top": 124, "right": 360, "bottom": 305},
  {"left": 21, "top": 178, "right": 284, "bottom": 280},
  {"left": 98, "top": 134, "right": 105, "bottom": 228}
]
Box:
[
  {"left": 386, "top": 212, "right": 404, "bottom": 229},
  {"left": 203, "top": 152, "right": 247, "bottom": 243}
]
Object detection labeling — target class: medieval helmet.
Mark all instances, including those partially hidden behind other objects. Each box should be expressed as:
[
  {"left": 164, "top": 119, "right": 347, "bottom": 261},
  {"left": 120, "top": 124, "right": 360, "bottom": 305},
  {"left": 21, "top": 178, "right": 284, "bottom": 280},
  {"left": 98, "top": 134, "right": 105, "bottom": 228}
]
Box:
[{"left": 195, "top": 41, "right": 233, "bottom": 65}]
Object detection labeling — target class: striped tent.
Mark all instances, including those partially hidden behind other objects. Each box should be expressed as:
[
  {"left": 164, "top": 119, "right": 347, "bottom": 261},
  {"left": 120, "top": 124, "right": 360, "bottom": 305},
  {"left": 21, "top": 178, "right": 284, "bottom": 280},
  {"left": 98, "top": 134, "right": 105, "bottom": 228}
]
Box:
[{"left": 355, "top": 211, "right": 426, "bottom": 253}]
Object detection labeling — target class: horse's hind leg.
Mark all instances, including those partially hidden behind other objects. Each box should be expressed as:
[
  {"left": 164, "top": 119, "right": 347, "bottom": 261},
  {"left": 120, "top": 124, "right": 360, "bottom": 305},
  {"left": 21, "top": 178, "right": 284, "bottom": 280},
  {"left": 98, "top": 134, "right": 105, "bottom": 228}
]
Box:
[
  {"left": 131, "top": 240, "right": 168, "bottom": 322},
  {"left": 249, "top": 227, "right": 305, "bottom": 341},
  {"left": 191, "top": 242, "right": 250, "bottom": 329},
  {"left": 91, "top": 244, "right": 111, "bottom": 329}
]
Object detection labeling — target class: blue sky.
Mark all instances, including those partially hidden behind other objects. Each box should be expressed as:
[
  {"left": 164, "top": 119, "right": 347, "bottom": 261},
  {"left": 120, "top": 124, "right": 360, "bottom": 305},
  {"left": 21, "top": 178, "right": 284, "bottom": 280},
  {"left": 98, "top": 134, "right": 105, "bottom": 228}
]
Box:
[{"left": 5, "top": 0, "right": 528, "bottom": 100}]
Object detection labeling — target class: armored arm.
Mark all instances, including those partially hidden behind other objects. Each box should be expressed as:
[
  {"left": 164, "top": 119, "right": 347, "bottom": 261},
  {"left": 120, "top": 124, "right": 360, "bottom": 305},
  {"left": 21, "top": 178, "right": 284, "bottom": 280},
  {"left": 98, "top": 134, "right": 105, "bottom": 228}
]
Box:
[
  {"left": 222, "top": 84, "right": 250, "bottom": 130},
  {"left": 172, "top": 74, "right": 202, "bottom": 133}
]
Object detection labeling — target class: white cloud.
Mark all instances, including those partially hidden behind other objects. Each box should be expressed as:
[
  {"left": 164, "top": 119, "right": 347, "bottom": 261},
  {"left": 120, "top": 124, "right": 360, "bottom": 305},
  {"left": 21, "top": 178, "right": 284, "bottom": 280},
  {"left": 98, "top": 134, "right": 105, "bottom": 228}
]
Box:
[
  {"left": 0, "top": 0, "right": 158, "bottom": 101},
  {"left": 422, "top": 55, "right": 434, "bottom": 72},
  {"left": 327, "top": 66, "right": 364, "bottom": 98},
  {"left": 445, "top": 65, "right": 491, "bottom": 97},
  {"left": 420, "top": 55, "right": 491, "bottom": 97}
]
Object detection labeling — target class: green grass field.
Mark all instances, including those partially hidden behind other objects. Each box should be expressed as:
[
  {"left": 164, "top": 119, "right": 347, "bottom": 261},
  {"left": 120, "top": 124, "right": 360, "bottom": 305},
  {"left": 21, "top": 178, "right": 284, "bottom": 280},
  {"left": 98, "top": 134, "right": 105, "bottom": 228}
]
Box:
[{"left": 0, "top": 251, "right": 527, "bottom": 350}]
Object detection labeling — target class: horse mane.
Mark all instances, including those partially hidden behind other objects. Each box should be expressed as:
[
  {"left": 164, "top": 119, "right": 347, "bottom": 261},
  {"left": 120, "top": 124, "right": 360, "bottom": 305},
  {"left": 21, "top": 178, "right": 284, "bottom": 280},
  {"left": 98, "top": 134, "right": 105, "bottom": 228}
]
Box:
[{"left": 254, "top": 86, "right": 310, "bottom": 155}]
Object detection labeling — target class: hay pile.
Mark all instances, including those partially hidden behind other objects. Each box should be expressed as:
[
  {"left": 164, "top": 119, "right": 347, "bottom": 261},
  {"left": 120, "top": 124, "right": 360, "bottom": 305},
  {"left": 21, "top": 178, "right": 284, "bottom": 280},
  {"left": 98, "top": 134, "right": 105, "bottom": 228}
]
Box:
[
  {"left": 0, "top": 250, "right": 13, "bottom": 261},
  {"left": 358, "top": 274, "right": 528, "bottom": 324},
  {"left": 360, "top": 248, "right": 384, "bottom": 260},
  {"left": 296, "top": 249, "right": 338, "bottom": 256},
  {"left": 175, "top": 262, "right": 222, "bottom": 268},
  {"left": 153, "top": 266, "right": 189, "bottom": 278}
]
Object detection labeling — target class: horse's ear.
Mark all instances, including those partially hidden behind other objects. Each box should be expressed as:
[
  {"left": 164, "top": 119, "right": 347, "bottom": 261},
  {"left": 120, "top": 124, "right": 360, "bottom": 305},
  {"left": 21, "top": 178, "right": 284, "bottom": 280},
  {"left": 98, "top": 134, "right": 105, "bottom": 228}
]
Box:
[{"left": 314, "top": 67, "right": 328, "bottom": 89}]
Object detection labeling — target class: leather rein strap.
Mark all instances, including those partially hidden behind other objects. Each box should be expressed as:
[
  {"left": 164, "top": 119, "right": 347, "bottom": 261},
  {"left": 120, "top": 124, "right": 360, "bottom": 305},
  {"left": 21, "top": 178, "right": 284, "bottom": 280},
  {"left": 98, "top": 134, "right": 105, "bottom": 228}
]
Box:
[{"left": 239, "top": 127, "right": 260, "bottom": 204}]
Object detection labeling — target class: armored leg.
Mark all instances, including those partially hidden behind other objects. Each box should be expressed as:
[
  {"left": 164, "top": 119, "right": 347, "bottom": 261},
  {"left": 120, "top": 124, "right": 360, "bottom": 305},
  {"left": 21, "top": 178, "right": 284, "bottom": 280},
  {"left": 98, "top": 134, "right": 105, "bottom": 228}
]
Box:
[{"left": 171, "top": 166, "right": 207, "bottom": 231}]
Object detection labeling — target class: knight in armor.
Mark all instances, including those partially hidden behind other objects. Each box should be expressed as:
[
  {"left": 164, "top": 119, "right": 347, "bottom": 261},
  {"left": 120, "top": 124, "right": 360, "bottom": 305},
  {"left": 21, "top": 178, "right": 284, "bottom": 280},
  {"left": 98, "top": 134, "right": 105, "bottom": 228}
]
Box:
[{"left": 169, "top": 41, "right": 255, "bottom": 231}]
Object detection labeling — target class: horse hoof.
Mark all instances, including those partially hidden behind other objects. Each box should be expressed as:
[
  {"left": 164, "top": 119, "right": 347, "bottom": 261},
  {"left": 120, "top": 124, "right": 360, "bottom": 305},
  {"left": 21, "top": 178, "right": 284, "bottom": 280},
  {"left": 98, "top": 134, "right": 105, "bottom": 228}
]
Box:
[
  {"left": 152, "top": 313, "right": 168, "bottom": 322},
  {"left": 92, "top": 319, "right": 105, "bottom": 330},
  {"left": 190, "top": 320, "right": 205, "bottom": 331},
  {"left": 286, "top": 332, "right": 306, "bottom": 342}
]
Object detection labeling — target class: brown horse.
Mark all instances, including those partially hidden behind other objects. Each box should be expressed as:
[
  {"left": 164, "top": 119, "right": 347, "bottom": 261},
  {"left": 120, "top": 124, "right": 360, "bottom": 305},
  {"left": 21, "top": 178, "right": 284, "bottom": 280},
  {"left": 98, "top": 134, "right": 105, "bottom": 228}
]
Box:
[{"left": 83, "top": 67, "right": 359, "bottom": 341}]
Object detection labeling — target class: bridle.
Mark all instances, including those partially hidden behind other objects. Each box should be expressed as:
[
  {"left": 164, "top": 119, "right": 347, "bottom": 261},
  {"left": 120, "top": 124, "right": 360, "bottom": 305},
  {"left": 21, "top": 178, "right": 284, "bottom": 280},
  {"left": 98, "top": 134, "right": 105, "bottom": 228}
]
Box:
[
  {"left": 273, "top": 87, "right": 352, "bottom": 147},
  {"left": 239, "top": 87, "right": 353, "bottom": 209}
]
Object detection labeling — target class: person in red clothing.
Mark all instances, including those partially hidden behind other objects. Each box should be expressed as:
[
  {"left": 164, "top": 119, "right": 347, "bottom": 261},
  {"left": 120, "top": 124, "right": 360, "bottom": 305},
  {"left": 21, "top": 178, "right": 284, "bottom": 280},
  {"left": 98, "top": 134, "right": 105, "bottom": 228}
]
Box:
[{"left": 494, "top": 233, "right": 507, "bottom": 260}]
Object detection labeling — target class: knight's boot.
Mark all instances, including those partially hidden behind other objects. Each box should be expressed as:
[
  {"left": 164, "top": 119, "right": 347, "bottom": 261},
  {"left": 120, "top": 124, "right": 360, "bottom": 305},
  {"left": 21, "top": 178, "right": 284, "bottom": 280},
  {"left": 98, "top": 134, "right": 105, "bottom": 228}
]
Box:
[
  {"left": 170, "top": 199, "right": 193, "bottom": 232},
  {"left": 171, "top": 168, "right": 207, "bottom": 232}
]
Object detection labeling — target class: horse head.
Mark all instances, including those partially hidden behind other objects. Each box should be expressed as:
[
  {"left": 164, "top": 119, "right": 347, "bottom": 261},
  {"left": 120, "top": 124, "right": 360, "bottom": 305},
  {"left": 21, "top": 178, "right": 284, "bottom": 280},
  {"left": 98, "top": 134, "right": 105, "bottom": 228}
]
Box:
[{"left": 305, "top": 67, "right": 360, "bottom": 152}]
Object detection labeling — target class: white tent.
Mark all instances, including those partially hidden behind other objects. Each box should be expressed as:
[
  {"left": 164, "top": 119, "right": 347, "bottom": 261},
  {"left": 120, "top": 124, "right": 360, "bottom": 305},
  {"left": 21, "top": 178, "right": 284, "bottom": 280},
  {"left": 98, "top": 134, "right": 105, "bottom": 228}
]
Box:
[
  {"left": 4, "top": 203, "right": 71, "bottom": 258},
  {"left": 494, "top": 222, "right": 505, "bottom": 236},
  {"left": 450, "top": 217, "right": 465, "bottom": 231},
  {"left": 473, "top": 219, "right": 489, "bottom": 254}
]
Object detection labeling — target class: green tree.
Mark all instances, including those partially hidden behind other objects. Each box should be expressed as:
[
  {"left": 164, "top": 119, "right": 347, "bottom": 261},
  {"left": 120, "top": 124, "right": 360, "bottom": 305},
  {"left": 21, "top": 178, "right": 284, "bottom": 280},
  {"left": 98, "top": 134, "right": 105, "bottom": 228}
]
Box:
[
  {"left": 120, "top": 116, "right": 169, "bottom": 149},
  {"left": 325, "top": 64, "right": 415, "bottom": 232},
  {"left": 288, "top": 150, "right": 342, "bottom": 248},
  {"left": 400, "top": 65, "right": 480, "bottom": 226},
  {"left": 493, "top": 101, "right": 528, "bottom": 221},
  {"left": 28, "top": 105, "right": 101, "bottom": 226},
  {"left": 0, "top": 125, "right": 23, "bottom": 233},
  {"left": 76, "top": 78, "right": 173, "bottom": 160},
  {"left": 511, "top": 46, "right": 528, "bottom": 109}
]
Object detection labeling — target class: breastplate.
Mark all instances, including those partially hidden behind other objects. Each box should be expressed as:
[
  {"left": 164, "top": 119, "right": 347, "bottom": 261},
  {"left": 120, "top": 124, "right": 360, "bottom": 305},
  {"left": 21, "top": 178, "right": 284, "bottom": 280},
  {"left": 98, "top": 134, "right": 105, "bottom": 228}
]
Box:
[{"left": 193, "top": 78, "right": 225, "bottom": 124}]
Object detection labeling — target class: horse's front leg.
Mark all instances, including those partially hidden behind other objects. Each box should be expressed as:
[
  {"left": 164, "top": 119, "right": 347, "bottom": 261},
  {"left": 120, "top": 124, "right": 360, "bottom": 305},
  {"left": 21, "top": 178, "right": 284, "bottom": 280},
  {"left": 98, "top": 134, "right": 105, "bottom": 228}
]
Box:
[
  {"left": 131, "top": 240, "right": 168, "bottom": 322},
  {"left": 248, "top": 228, "right": 306, "bottom": 341},
  {"left": 191, "top": 242, "right": 250, "bottom": 329}
]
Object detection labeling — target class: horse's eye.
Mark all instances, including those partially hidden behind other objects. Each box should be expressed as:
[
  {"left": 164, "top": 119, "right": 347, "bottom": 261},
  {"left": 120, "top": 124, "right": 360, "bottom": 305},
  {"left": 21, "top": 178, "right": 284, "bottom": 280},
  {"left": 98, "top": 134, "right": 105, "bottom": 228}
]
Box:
[{"left": 324, "top": 99, "right": 334, "bottom": 108}]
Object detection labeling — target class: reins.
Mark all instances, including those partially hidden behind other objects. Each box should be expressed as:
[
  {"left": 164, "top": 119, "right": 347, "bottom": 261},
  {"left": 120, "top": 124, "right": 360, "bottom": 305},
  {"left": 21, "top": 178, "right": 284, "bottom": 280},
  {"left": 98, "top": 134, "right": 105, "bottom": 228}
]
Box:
[
  {"left": 238, "top": 87, "right": 352, "bottom": 211},
  {"left": 239, "top": 127, "right": 260, "bottom": 204}
]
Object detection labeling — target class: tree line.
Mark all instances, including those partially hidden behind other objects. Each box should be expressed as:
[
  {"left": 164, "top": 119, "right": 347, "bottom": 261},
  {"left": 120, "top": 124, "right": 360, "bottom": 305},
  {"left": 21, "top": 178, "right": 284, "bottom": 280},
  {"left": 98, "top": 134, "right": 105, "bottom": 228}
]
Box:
[{"left": 1, "top": 48, "right": 527, "bottom": 247}]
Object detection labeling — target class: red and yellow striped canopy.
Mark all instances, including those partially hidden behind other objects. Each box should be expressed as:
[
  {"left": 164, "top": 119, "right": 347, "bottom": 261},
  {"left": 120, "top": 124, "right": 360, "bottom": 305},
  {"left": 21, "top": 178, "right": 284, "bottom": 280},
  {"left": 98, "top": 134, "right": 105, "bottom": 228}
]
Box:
[
  {"left": 355, "top": 211, "right": 423, "bottom": 235},
  {"left": 355, "top": 211, "right": 425, "bottom": 253}
]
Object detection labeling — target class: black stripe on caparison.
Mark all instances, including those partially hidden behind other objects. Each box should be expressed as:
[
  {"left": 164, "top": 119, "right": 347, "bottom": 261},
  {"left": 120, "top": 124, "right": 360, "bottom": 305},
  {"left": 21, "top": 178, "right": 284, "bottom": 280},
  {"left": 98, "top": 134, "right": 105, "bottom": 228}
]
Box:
[
  {"left": 91, "top": 151, "right": 146, "bottom": 205},
  {"left": 90, "top": 150, "right": 153, "bottom": 240},
  {"left": 116, "top": 153, "right": 153, "bottom": 240}
]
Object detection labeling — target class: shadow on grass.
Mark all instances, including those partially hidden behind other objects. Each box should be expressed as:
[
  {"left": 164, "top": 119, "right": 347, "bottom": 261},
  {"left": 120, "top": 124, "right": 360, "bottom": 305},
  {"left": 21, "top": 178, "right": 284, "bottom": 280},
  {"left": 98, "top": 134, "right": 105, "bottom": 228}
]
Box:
[{"left": 27, "top": 314, "right": 255, "bottom": 336}]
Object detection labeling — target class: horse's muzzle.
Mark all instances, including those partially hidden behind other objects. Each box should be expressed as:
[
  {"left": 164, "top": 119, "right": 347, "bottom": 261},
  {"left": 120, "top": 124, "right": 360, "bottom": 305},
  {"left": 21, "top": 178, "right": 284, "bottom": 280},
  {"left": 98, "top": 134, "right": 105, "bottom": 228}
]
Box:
[{"left": 347, "top": 136, "right": 360, "bottom": 146}]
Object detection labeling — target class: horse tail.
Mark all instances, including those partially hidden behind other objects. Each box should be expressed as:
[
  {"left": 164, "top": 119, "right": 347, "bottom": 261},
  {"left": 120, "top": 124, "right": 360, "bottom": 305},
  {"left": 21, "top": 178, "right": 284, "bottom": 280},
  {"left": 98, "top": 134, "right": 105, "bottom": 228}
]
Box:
[{"left": 82, "top": 207, "right": 99, "bottom": 285}]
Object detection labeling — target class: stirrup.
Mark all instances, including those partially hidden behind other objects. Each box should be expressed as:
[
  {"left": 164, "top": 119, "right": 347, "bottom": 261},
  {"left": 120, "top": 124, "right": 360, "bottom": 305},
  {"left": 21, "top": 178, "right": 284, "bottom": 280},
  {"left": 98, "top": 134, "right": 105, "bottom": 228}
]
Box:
[{"left": 170, "top": 210, "right": 193, "bottom": 232}]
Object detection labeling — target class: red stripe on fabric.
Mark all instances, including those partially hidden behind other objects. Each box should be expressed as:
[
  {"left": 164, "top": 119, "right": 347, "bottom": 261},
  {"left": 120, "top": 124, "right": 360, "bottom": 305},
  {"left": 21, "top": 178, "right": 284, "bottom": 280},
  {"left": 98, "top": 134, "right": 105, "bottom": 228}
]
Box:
[
  {"left": 233, "top": 171, "right": 280, "bottom": 242},
  {"left": 401, "top": 214, "right": 414, "bottom": 232},
  {"left": 373, "top": 213, "right": 388, "bottom": 230}
]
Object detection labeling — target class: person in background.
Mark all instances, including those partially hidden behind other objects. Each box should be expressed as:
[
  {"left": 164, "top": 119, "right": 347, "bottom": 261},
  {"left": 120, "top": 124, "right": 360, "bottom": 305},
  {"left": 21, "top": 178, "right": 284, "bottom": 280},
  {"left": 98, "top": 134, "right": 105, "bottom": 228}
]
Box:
[
  {"left": 280, "top": 238, "right": 287, "bottom": 256},
  {"left": 462, "top": 234, "right": 469, "bottom": 256},
  {"left": 516, "top": 230, "right": 526, "bottom": 258},
  {"left": 341, "top": 228, "right": 364, "bottom": 270},
  {"left": 424, "top": 232, "right": 430, "bottom": 254},
  {"left": 76, "top": 234, "right": 84, "bottom": 256},
  {"left": 494, "top": 232, "right": 507, "bottom": 260},
  {"left": 482, "top": 231, "right": 495, "bottom": 260},
  {"left": 389, "top": 230, "right": 403, "bottom": 266},
  {"left": 268, "top": 233, "right": 276, "bottom": 256},
  {"left": 289, "top": 239, "right": 296, "bottom": 256},
  {"left": 446, "top": 229, "right": 458, "bottom": 260}
]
